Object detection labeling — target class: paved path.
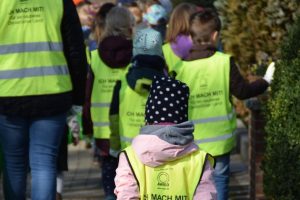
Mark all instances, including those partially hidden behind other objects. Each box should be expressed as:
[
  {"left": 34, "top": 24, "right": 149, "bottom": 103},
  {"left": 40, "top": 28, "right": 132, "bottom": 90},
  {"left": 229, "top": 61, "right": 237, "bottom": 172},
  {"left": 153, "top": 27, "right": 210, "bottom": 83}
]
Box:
[
  {"left": 63, "top": 142, "right": 104, "bottom": 200},
  {"left": 229, "top": 154, "right": 250, "bottom": 200},
  {"left": 0, "top": 141, "right": 249, "bottom": 200}
]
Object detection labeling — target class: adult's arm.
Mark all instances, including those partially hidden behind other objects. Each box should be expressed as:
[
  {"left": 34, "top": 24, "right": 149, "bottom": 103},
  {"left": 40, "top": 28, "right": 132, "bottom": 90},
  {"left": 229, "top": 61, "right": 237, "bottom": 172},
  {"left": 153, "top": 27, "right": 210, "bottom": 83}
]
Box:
[{"left": 61, "top": 0, "right": 88, "bottom": 105}]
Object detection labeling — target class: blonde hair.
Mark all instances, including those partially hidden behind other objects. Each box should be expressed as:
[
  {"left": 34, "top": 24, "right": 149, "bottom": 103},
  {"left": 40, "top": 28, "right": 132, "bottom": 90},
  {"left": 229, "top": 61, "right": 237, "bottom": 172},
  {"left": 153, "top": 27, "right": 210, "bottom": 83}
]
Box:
[
  {"left": 165, "top": 3, "right": 197, "bottom": 43},
  {"left": 93, "top": 3, "right": 115, "bottom": 44},
  {"left": 101, "top": 6, "right": 135, "bottom": 40}
]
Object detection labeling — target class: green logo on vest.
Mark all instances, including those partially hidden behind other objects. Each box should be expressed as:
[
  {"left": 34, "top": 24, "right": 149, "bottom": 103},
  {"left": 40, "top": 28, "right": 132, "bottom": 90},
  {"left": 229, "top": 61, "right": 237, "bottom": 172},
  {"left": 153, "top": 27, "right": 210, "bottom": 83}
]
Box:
[{"left": 157, "top": 172, "right": 169, "bottom": 187}]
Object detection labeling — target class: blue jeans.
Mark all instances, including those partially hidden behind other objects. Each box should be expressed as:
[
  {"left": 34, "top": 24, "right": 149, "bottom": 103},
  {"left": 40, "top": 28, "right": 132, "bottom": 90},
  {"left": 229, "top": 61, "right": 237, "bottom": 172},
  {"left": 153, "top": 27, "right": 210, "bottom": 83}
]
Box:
[
  {"left": 213, "top": 153, "right": 230, "bottom": 200},
  {"left": 0, "top": 113, "right": 66, "bottom": 200}
]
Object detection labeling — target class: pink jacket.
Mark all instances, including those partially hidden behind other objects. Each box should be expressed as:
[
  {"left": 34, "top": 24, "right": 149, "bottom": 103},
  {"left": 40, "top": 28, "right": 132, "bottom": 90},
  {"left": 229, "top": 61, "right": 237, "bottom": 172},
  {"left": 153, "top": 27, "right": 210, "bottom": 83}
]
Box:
[{"left": 114, "top": 134, "right": 217, "bottom": 199}]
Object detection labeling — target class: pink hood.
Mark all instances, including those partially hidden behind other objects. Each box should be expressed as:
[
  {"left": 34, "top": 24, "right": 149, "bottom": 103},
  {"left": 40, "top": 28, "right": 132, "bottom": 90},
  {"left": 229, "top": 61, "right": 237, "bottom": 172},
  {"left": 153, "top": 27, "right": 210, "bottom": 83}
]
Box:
[
  {"left": 131, "top": 134, "right": 199, "bottom": 167},
  {"left": 114, "top": 122, "right": 217, "bottom": 199}
]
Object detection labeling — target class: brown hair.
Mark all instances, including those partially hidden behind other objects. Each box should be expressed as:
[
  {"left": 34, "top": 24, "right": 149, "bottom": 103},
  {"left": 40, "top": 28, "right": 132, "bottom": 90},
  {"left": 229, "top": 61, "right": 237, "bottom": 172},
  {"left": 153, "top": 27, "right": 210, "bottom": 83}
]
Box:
[
  {"left": 101, "top": 7, "right": 135, "bottom": 41},
  {"left": 165, "top": 3, "right": 198, "bottom": 43},
  {"left": 126, "top": 2, "right": 143, "bottom": 24},
  {"left": 93, "top": 3, "right": 115, "bottom": 44},
  {"left": 137, "top": 0, "right": 159, "bottom": 13},
  {"left": 189, "top": 9, "right": 221, "bottom": 45}
]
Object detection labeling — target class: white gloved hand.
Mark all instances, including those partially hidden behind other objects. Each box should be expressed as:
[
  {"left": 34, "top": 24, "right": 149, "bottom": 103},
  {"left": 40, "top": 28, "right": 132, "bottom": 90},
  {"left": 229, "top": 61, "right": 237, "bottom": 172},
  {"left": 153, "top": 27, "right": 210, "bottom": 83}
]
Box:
[{"left": 263, "top": 62, "right": 275, "bottom": 84}]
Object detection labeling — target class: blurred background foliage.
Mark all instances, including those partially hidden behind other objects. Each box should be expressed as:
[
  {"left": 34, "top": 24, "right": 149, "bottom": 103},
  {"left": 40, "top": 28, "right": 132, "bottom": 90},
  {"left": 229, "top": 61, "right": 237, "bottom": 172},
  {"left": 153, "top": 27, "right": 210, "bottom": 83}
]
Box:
[
  {"left": 215, "top": 0, "right": 300, "bottom": 71},
  {"left": 171, "top": 0, "right": 300, "bottom": 124},
  {"left": 214, "top": 0, "right": 300, "bottom": 124},
  {"left": 171, "top": 0, "right": 215, "bottom": 7}
]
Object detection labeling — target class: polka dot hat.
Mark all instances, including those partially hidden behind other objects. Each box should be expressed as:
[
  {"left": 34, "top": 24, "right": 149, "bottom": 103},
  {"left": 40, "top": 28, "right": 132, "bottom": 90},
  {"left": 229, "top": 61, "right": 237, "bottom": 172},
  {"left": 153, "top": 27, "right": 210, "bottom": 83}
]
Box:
[{"left": 145, "top": 76, "right": 189, "bottom": 124}]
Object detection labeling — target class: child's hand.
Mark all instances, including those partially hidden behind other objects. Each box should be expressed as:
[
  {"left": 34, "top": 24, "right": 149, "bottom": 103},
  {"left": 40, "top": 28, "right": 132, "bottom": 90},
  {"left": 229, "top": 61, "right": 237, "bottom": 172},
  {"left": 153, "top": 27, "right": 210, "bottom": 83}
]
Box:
[{"left": 263, "top": 62, "right": 275, "bottom": 84}]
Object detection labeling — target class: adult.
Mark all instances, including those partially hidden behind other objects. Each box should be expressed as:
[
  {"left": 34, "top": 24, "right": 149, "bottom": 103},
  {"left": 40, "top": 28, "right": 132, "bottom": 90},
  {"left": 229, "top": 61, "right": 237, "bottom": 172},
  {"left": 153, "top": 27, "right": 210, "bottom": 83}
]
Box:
[{"left": 0, "top": 0, "right": 87, "bottom": 199}]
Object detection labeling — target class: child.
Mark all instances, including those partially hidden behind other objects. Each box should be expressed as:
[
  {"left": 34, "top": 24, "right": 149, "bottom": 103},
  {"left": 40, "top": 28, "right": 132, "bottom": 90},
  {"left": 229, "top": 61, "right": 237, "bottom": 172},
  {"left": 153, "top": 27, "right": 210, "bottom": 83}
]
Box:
[
  {"left": 125, "top": 2, "right": 148, "bottom": 33},
  {"left": 114, "top": 76, "right": 217, "bottom": 199},
  {"left": 143, "top": 3, "right": 168, "bottom": 40},
  {"left": 163, "top": 3, "right": 198, "bottom": 72},
  {"left": 85, "top": 6, "right": 135, "bottom": 200},
  {"left": 82, "top": 2, "right": 115, "bottom": 140},
  {"left": 173, "top": 10, "right": 275, "bottom": 199},
  {"left": 109, "top": 26, "right": 166, "bottom": 156}
]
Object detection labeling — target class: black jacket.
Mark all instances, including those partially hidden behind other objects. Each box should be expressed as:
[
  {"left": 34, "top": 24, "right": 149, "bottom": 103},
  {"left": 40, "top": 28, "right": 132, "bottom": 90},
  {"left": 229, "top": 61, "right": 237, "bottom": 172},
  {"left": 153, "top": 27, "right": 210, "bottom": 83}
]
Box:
[{"left": 0, "top": 0, "right": 88, "bottom": 118}]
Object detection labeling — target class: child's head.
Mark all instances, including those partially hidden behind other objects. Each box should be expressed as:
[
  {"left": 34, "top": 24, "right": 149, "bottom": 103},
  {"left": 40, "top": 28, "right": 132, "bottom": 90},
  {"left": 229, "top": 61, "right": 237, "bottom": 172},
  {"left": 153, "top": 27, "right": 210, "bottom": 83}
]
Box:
[
  {"left": 73, "top": 0, "right": 88, "bottom": 7},
  {"left": 126, "top": 2, "right": 144, "bottom": 24},
  {"left": 101, "top": 6, "right": 135, "bottom": 40},
  {"left": 189, "top": 9, "right": 221, "bottom": 46},
  {"left": 165, "top": 3, "right": 197, "bottom": 43},
  {"left": 75, "top": 0, "right": 94, "bottom": 27},
  {"left": 93, "top": 3, "right": 115, "bottom": 43},
  {"left": 145, "top": 76, "right": 190, "bottom": 124},
  {"left": 143, "top": 4, "right": 167, "bottom": 26},
  {"left": 137, "top": 0, "right": 159, "bottom": 13}
]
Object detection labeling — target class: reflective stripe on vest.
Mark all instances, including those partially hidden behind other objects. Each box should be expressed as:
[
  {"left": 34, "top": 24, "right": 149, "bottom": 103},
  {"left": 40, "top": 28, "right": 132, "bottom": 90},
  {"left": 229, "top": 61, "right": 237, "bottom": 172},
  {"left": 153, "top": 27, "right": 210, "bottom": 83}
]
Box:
[
  {"left": 195, "top": 130, "right": 237, "bottom": 144},
  {"left": 192, "top": 109, "right": 235, "bottom": 124},
  {"left": 90, "top": 50, "right": 127, "bottom": 139},
  {"left": 124, "top": 146, "right": 207, "bottom": 198},
  {"left": 119, "top": 78, "right": 148, "bottom": 149},
  {"left": 0, "top": 0, "right": 72, "bottom": 96},
  {"left": 175, "top": 52, "right": 237, "bottom": 156},
  {"left": 162, "top": 43, "right": 181, "bottom": 73},
  {"left": 120, "top": 135, "right": 133, "bottom": 144},
  {"left": 91, "top": 102, "right": 111, "bottom": 108},
  {"left": 0, "top": 65, "right": 69, "bottom": 79},
  {"left": 0, "top": 42, "right": 63, "bottom": 54}
]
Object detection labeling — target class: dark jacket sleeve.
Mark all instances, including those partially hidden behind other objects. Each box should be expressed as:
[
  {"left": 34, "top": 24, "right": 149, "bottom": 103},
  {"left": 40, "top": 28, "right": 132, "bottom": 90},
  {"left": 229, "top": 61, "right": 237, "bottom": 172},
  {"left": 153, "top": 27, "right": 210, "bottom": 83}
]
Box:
[
  {"left": 61, "top": 0, "right": 88, "bottom": 105},
  {"left": 109, "top": 81, "right": 121, "bottom": 151},
  {"left": 82, "top": 68, "right": 94, "bottom": 135},
  {"left": 109, "top": 81, "right": 121, "bottom": 115},
  {"left": 230, "top": 57, "right": 269, "bottom": 100}
]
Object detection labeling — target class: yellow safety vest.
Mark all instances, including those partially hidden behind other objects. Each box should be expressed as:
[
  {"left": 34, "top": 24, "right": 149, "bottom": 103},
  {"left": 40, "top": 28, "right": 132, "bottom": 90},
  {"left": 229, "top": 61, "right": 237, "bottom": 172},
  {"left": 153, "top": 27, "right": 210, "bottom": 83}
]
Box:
[
  {"left": 90, "top": 50, "right": 127, "bottom": 139},
  {"left": 174, "top": 52, "right": 237, "bottom": 156},
  {"left": 124, "top": 146, "right": 212, "bottom": 199},
  {"left": 0, "top": 0, "right": 72, "bottom": 96},
  {"left": 162, "top": 43, "right": 181, "bottom": 73},
  {"left": 119, "top": 78, "right": 149, "bottom": 149}
]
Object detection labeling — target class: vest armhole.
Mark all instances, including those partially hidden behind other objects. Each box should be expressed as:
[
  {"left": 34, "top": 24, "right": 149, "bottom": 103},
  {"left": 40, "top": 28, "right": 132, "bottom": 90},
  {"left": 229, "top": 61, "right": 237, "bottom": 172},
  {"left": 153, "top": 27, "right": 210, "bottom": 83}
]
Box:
[{"left": 123, "top": 150, "right": 140, "bottom": 190}]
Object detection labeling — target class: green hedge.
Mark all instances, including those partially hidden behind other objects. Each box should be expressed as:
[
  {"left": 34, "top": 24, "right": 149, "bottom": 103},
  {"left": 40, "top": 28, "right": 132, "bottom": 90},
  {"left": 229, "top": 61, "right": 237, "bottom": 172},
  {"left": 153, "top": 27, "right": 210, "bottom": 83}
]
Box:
[
  {"left": 215, "top": 0, "right": 300, "bottom": 70},
  {"left": 262, "top": 17, "right": 300, "bottom": 199},
  {"left": 171, "top": 0, "right": 215, "bottom": 8}
]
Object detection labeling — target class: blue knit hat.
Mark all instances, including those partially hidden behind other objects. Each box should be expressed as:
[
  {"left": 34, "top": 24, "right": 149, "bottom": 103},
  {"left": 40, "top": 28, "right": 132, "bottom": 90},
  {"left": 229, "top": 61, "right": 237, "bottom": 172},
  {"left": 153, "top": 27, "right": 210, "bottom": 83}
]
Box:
[{"left": 133, "top": 28, "right": 163, "bottom": 57}]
